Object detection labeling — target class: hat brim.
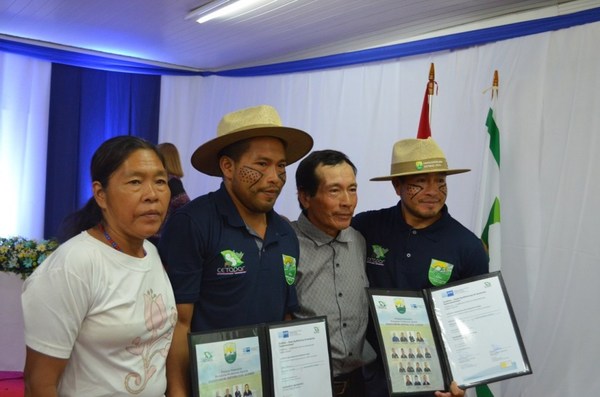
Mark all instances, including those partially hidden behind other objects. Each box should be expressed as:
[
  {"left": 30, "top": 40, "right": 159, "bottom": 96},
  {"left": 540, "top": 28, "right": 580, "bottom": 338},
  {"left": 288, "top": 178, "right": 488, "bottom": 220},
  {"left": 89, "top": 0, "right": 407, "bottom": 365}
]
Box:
[
  {"left": 191, "top": 126, "right": 314, "bottom": 176},
  {"left": 370, "top": 168, "right": 470, "bottom": 181}
]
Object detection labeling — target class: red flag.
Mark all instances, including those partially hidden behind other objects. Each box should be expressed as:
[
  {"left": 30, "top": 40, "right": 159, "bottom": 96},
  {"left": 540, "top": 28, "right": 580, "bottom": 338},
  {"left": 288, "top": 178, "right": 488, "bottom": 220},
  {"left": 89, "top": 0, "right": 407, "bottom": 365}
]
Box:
[
  {"left": 417, "top": 87, "right": 431, "bottom": 139},
  {"left": 417, "top": 63, "right": 435, "bottom": 139}
]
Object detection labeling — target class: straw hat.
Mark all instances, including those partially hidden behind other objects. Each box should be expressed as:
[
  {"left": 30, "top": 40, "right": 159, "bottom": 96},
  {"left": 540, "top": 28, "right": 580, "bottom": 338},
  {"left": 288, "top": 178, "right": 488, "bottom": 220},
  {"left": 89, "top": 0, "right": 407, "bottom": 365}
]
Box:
[
  {"left": 370, "top": 137, "right": 470, "bottom": 181},
  {"left": 191, "top": 105, "right": 313, "bottom": 176}
]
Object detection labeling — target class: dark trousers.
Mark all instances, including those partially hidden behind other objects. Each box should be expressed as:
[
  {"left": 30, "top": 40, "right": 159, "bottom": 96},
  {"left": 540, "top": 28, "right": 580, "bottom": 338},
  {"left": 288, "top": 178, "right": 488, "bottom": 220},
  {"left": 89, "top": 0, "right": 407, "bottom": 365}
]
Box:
[
  {"left": 362, "top": 360, "right": 389, "bottom": 397},
  {"left": 333, "top": 367, "right": 366, "bottom": 397}
]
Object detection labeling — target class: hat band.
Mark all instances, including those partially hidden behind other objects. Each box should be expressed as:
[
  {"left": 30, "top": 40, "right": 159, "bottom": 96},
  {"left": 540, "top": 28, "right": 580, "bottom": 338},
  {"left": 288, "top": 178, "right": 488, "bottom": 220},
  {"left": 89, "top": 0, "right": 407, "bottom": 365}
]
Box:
[{"left": 390, "top": 157, "right": 449, "bottom": 174}]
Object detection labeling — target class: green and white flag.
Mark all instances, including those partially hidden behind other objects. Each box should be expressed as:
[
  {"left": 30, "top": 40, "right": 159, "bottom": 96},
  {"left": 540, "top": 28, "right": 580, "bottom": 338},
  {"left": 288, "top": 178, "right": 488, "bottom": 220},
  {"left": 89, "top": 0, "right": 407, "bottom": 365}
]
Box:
[
  {"left": 475, "top": 73, "right": 501, "bottom": 397},
  {"left": 480, "top": 104, "right": 501, "bottom": 272}
]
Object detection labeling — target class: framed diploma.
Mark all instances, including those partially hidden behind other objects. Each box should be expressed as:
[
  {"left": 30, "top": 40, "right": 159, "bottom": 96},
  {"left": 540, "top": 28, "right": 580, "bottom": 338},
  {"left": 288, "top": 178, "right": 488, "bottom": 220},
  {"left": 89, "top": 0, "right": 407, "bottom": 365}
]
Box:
[
  {"left": 189, "top": 325, "right": 270, "bottom": 397},
  {"left": 189, "top": 317, "right": 332, "bottom": 397},
  {"left": 367, "top": 271, "right": 531, "bottom": 395}
]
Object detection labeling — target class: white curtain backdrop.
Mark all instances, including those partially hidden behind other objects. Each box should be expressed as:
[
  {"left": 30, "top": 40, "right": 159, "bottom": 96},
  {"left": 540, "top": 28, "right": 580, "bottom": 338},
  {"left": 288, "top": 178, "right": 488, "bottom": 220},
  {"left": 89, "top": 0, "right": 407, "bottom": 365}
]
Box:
[
  {"left": 159, "top": 22, "right": 600, "bottom": 396},
  {"left": 0, "top": 52, "right": 51, "bottom": 371},
  {"left": 0, "top": 52, "right": 51, "bottom": 239}
]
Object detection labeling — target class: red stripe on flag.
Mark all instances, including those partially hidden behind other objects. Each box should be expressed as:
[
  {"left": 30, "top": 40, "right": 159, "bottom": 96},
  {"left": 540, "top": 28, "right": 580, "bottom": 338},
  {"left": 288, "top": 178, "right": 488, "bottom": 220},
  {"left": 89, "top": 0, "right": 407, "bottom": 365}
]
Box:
[{"left": 417, "top": 87, "right": 431, "bottom": 139}]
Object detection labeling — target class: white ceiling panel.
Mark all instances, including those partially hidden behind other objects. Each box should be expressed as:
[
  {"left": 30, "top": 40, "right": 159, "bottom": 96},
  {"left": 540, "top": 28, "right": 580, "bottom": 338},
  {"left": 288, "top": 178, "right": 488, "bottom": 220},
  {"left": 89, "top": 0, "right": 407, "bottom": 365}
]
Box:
[{"left": 0, "top": 0, "right": 592, "bottom": 71}]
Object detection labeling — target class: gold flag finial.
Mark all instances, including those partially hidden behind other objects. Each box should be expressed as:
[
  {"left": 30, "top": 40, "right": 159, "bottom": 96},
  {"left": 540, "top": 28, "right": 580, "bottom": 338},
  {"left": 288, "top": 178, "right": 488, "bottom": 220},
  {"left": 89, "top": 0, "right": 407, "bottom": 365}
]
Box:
[
  {"left": 427, "top": 63, "right": 435, "bottom": 96},
  {"left": 491, "top": 70, "right": 499, "bottom": 99}
]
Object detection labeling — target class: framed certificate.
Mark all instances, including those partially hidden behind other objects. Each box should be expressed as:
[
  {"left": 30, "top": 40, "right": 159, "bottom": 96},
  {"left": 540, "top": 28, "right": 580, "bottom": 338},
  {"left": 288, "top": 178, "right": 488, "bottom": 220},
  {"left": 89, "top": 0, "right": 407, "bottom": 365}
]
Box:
[
  {"left": 188, "top": 317, "right": 332, "bottom": 397},
  {"left": 267, "top": 317, "right": 333, "bottom": 397},
  {"left": 189, "top": 325, "right": 269, "bottom": 397},
  {"left": 367, "top": 271, "right": 531, "bottom": 395}
]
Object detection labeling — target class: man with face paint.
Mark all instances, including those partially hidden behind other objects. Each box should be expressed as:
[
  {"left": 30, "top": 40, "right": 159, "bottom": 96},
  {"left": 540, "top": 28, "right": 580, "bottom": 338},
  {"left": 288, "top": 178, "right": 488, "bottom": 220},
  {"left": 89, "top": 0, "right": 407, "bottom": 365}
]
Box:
[
  {"left": 352, "top": 138, "right": 489, "bottom": 397},
  {"left": 158, "top": 105, "right": 313, "bottom": 397}
]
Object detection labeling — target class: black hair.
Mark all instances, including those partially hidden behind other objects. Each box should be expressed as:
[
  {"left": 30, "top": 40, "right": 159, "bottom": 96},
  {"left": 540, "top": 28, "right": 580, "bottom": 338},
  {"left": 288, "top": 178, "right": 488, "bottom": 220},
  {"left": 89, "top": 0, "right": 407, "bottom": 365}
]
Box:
[
  {"left": 295, "top": 149, "right": 357, "bottom": 210},
  {"left": 218, "top": 138, "right": 253, "bottom": 162},
  {"left": 217, "top": 136, "right": 287, "bottom": 163},
  {"left": 56, "top": 136, "right": 164, "bottom": 243}
]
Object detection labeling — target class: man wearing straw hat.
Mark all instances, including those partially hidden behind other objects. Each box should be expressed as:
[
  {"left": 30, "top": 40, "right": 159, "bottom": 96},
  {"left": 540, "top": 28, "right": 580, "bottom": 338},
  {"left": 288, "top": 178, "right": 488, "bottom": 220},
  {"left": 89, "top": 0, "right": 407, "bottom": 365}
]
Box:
[
  {"left": 159, "top": 105, "right": 313, "bottom": 397},
  {"left": 353, "top": 137, "right": 489, "bottom": 397}
]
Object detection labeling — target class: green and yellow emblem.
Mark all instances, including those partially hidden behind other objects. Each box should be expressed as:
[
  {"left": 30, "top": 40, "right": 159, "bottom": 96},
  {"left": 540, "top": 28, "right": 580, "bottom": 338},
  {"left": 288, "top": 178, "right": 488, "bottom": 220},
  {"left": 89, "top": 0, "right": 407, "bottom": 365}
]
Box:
[
  {"left": 395, "top": 298, "right": 406, "bottom": 314},
  {"left": 282, "top": 254, "right": 297, "bottom": 285},
  {"left": 223, "top": 342, "right": 237, "bottom": 364},
  {"left": 428, "top": 259, "right": 454, "bottom": 286}
]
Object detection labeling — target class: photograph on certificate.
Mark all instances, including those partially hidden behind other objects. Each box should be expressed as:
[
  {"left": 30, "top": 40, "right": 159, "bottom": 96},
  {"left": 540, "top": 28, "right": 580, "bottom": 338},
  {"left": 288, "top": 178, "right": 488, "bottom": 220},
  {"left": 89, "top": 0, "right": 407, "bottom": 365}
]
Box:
[
  {"left": 267, "top": 317, "right": 333, "bottom": 397},
  {"left": 427, "top": 271, "right": 532, "bottom": 388},
  {"left": 189, "top": 327, "right": 269, "bottom": 397},
  {"left": 368, "top": 290, "right": 448, "bottom": 395}
]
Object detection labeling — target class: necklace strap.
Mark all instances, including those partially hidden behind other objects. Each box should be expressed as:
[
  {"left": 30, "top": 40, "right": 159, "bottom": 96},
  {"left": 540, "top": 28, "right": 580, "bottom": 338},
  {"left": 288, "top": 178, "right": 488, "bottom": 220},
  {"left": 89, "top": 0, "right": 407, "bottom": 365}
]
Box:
[{"left": 98, "top": 223, "right": 123, "bottom": 252}]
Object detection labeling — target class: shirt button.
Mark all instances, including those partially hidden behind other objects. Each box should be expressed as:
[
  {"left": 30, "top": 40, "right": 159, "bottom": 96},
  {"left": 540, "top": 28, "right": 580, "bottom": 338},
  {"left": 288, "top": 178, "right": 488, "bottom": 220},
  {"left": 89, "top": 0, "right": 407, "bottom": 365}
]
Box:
[
  {"left": 338, "top": 292, "right": 343, "bottom": 297},
  {"left": 349, "top": 352, "right": 353, "bottom": 356},
  {"left": 412, "top": 230, "right": 417, "bottom": 235},
  {"left": 343, "top": 323, "right": 347, "bottom": 327},
  {"left": 406, "top": 253, "right": 411, "bottom": 258},
  {"left": 336, "top": 263, "right": 340, "bottom": 267}
]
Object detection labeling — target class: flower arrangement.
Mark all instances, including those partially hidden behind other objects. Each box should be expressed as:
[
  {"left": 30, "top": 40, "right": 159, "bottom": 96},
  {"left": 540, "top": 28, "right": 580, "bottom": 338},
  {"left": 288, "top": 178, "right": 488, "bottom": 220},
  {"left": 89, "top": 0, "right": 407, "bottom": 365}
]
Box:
[{"left": 0, "top": 236, "right": 59, "bottom": 279}]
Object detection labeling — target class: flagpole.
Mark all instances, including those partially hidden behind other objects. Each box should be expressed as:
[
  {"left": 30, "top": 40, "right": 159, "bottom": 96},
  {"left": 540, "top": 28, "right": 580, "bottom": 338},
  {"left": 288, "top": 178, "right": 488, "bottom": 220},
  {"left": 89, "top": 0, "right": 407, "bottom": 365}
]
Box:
[
  {"left": 427, "top": 63, "right": 435, "bottom": 126},
  {"left": 492, "top": 69, "right": 499, "bottom": 100},
  {"left": 475, "top": 70, "right": 502, "bottom": 397},
  {"left": 417, "top": 63, "right": 436, "bottom": 139}
]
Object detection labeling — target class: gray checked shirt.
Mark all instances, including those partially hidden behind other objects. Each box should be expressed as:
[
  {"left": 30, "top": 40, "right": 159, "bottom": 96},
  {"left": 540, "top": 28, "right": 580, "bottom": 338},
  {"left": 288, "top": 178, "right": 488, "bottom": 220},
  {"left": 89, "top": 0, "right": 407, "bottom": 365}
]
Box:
[{"left": 291, "top": 213, "right": 376, "bottom": 376}]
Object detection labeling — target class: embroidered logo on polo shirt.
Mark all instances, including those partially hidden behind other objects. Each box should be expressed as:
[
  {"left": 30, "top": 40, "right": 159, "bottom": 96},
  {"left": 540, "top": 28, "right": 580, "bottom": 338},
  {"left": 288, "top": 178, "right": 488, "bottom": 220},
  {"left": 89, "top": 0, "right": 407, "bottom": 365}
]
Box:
[
  {"left": 217, "top": 250, "right": 247, "bottom": 275},
  {"left": 366, "top": 244, "right": 388, "bottom": 266},
  {"left": 428, "top": 259, "right": 454, "bottom": 286},
  {"left": 282, "top": 254, "right": 297, "bottom": 285}
]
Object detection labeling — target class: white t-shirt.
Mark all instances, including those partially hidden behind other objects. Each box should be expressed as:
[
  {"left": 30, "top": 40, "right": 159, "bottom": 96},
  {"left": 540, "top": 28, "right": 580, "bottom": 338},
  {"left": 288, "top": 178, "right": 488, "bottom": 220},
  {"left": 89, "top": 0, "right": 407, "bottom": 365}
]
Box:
[{"left": 22, "top": 231, "right": 177, "bottom": 397}]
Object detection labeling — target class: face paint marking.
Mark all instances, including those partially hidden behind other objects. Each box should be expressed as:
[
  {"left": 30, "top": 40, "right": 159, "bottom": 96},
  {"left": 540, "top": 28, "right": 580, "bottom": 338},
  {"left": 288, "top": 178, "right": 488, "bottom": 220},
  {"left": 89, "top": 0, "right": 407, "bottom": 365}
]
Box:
[
  {"left": 406, "top": 182, "right": 447, "bottom": 198},
  {"left": 439, "top": 183, "right": 448, "bottom": 197},
  {"left": 277, "top": 171, "right": 286, "bottom": 184},
  {"left": 406, "top": 184, "right": 423, "bottom": 199},
  {"left": 239, "top": 166, "right": 263, "bottom": 187}
]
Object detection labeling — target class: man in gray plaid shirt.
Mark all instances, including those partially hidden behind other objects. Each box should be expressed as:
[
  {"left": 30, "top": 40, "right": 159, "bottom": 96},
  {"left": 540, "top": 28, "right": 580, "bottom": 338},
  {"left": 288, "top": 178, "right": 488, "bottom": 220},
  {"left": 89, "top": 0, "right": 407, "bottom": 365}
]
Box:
[{"left": 291, "top": 149, "right": 376, "bottom": 397}]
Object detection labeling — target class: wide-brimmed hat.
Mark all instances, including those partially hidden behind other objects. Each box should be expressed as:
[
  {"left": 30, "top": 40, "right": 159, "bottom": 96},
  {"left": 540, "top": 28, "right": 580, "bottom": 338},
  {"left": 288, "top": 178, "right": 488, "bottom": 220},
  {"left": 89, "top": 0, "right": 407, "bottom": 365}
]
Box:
[
  {"left": 191, "top": 105, "right": 313, "bottom": 176},
  {"left": 370, "top": 137, "right": 470, "bottom": 181}
]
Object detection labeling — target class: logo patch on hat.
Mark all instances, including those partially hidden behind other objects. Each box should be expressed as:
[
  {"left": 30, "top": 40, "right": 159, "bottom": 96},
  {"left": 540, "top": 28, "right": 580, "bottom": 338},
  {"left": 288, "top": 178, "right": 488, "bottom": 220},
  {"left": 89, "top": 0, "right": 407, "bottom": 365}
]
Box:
[
  {"left": 415, "top": 161, "right": 424, "bottom": 170},
  {"left": 428, "top": 259, "right": 454, "bottom": 286},
  {"left": 282, "top": 254, "right": 297, "bottom": 285}
]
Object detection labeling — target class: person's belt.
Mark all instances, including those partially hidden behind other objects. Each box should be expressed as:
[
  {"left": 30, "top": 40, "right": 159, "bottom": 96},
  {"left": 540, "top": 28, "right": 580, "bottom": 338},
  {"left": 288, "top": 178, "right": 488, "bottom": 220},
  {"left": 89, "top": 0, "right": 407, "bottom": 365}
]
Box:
[
  {"left": 333, "top": 367, "right": 362, "bottom": 396},
  {"left": 333, "top": 381, "right": 348, "bottom": 396}
]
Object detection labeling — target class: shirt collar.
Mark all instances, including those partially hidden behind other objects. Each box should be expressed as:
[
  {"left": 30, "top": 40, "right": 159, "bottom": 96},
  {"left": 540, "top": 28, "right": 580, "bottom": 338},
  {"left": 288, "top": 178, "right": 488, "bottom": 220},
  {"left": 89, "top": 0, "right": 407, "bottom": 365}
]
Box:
[
  {"left": 215, "top": 183, "right": 245, "bottom": 228},
  {"left": 215, "top": 182, "right": 290, "bottom": 241},
  {"left": 396, "top": 201, "right": 450, "bottom": 240},
  {"left": 296, "top": 212, "right": 355, "bottom": 246}
]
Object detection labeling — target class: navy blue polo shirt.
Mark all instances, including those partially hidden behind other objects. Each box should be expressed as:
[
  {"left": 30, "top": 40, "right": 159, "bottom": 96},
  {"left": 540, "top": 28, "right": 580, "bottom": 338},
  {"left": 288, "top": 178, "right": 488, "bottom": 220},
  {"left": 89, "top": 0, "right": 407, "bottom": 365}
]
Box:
[
  {"left": 352, "top": 202, "right": 489, "bottom": 291},
  {"left": 159, "top": 183, "right": 299, "bottom": 332}
]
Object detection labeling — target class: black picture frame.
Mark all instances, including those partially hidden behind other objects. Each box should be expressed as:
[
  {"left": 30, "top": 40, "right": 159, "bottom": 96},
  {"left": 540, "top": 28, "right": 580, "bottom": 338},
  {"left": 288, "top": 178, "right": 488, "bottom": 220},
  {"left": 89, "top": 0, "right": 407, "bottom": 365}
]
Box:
[
  {"left": 188, "top": 316, "right": 332, "bottom": 397},
  {"left": 367, "top": 271, "right": 532, "bottom": 395}
]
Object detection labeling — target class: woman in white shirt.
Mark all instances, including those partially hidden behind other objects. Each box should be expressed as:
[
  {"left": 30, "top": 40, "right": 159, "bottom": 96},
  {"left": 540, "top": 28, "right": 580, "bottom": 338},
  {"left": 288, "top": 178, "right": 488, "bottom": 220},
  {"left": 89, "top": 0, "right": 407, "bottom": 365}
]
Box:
[{"left": 22, "top": 136, "right": 177, "bottom": 397}]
